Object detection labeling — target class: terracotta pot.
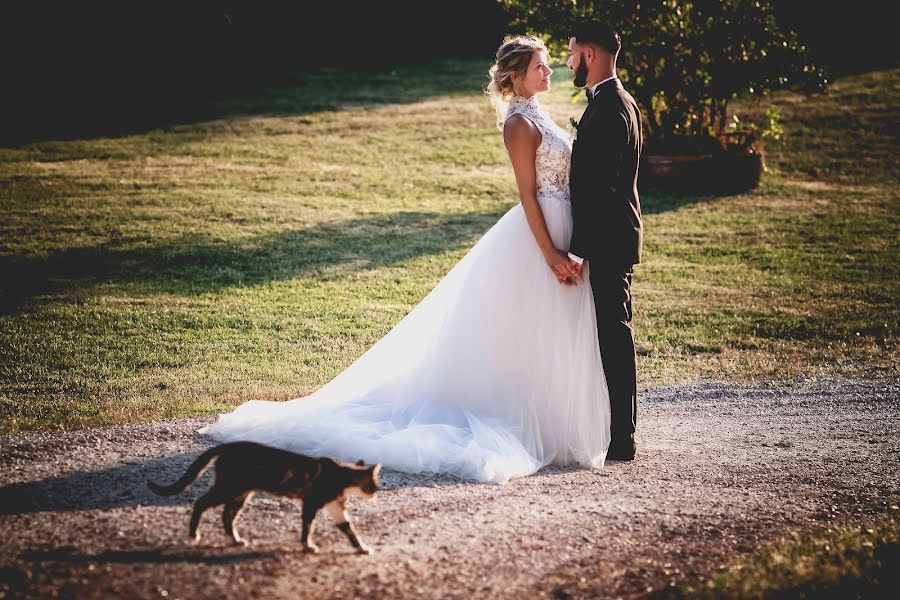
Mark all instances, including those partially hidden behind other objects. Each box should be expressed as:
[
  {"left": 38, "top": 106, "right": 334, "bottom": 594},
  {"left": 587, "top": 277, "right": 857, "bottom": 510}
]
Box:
[
  {"left": 717, "top": 151, "right": 763, "bottom": 192},
  {"left": 640, "top": 150, "right": 762, "bottom": 194},
  {"left": 642, "top": 153, "right": 714, "bottom": 181}
]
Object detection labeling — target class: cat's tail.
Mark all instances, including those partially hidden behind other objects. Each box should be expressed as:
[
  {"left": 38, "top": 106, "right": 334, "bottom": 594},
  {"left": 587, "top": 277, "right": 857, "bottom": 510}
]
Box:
[{"left": 147, "top": 446, "right": 222, "bottom": 496}]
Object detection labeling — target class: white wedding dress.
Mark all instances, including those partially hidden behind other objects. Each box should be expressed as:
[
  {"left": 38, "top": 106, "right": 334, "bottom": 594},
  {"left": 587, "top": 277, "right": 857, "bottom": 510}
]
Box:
[{"left": 201, "top": 96, "right": 611, "bottom": 484}]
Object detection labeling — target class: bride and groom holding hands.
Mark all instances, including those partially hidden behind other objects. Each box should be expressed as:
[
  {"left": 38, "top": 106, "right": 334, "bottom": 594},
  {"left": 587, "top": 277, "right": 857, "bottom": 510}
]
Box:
[{"left": 201, "top": 21, "right": 642, "bottom": 484}]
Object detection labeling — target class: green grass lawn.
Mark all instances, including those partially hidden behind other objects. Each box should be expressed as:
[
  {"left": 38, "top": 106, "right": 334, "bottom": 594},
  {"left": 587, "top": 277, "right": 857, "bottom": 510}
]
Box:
[{"left": 1, "top": 62, "right": 897, "bottom": 432}]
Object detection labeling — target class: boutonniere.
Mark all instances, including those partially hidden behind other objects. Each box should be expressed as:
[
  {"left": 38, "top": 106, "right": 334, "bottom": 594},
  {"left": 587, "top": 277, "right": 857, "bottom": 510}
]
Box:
[{"left": 568, "top": 116, "right": 579, "bottom": 141}]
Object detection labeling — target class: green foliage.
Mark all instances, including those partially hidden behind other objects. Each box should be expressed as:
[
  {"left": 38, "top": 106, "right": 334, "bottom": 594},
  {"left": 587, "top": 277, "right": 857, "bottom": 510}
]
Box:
[
  {"left": 501, "top": 0, "right": 827, "bottom": 141},
  {"left": 727, "top": 106, "right": 783, "bottom": 143},
  {"left": 720, "top": 106, "right": 782, "bottom": 165}
]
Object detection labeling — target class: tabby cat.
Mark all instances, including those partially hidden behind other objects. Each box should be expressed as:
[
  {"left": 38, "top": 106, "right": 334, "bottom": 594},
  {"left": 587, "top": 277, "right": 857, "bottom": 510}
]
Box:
[{"left": 148, "top": 441, "right": 380, "bottom": 554}]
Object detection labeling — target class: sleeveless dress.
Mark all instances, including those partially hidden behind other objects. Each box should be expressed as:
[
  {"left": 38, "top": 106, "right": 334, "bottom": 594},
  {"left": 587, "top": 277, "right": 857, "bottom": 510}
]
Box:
[{"left": 201, "top": 95, "right": 611, "bottom": 484}]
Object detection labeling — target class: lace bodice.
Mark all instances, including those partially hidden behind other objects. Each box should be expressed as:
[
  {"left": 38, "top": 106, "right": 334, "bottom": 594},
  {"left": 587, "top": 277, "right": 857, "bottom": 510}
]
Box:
[{"left": 504, "top": 96, "right": 572, "bottom": 203}]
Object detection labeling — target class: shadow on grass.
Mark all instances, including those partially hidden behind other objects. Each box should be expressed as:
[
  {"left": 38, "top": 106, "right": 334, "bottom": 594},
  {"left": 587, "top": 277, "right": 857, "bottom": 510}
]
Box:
[
  {"left": 0, "top": 185, "right": 746, "bottom": 316},
  {"left": 639, "top": 185, "right": 740, "bottom": 215},
  {"left": 0, "top": 209, "right": 504, "bottom": 314}
]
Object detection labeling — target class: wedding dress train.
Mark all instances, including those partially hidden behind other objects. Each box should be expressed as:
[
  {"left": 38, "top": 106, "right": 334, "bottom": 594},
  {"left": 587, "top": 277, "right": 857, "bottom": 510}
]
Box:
[{"left": 201, "top": 96, "right": 611, "bottom": 483}]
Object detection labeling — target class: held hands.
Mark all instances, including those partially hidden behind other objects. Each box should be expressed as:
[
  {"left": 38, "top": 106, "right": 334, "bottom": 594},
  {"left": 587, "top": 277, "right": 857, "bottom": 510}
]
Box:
[{"left": 544, "top": 249, "right": 582, "bottom": 286}]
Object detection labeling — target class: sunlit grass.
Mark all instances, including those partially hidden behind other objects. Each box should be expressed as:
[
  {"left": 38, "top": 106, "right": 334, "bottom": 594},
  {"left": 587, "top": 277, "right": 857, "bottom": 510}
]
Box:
[{"left": 1, "top": 62, "right": 896, "bottom": 431}]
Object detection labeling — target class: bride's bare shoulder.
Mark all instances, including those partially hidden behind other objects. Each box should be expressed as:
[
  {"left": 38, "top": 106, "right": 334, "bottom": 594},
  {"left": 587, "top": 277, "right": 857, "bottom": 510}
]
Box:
[{"left": 503, "top": 113, "right": 541, "bottom": 151}]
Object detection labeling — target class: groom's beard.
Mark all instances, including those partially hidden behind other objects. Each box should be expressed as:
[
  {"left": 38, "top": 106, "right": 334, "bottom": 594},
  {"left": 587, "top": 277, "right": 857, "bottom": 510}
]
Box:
[{"left": 573, "top": 55, "right": 588, "bottom": 88}]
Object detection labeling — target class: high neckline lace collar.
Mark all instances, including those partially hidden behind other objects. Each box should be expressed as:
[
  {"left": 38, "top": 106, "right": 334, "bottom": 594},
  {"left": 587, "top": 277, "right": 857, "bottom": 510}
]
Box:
[{"left": 507, "top": 95, "right": 539, "bottom": 111}]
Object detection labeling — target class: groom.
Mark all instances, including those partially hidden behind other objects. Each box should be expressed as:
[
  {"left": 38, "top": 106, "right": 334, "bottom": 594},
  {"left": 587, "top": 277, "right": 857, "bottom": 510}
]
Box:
[{"left": 566, "top": 22, "right": 643, "bottom": 461}]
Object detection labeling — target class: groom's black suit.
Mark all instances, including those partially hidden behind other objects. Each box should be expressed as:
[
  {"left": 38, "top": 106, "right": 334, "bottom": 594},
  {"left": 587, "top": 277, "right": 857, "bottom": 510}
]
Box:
[{"left": 569, "top": 77, "right": 643, "bottom": 456}]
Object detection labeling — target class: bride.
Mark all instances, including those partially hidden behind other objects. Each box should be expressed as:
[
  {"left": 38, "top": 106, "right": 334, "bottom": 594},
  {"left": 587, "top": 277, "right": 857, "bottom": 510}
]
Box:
[{"left": 201, "top": 36, "right": 611, "bottom": 484}]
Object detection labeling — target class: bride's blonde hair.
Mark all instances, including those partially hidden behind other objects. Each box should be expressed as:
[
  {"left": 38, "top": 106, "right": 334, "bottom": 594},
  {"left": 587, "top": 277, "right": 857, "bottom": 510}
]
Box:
[{"left": 486, "top": 35, "right": 548, "bottom": 128}]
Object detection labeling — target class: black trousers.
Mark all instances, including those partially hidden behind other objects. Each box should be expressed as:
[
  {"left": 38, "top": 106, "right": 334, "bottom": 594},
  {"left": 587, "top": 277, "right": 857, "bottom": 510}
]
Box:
[{"left": 589, "top": 266, "right": 637, "bottom": 445}]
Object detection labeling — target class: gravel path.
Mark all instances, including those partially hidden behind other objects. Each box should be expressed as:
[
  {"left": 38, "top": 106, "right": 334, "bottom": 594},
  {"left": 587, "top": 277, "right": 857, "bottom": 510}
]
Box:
[{"left": 1, "top": 376, "right": 898, "bottom": 599}]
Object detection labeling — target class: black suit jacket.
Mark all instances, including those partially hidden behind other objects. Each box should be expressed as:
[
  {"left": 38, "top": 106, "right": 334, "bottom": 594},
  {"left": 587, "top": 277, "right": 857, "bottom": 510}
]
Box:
[{"left": 569, "top": 78, "right": 643, "bottom": 267}]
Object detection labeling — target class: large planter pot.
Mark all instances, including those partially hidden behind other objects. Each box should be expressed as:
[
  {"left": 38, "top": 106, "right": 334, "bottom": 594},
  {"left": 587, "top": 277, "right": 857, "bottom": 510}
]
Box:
[
  {"left": 640, "top": 137, "right": 764, "bottom": 194},
  {"left": 716, "top": 150, "right": 764, "bottom": 192},
  {"left": 641, "top": 153, "right": 715, "bottom": 189}
]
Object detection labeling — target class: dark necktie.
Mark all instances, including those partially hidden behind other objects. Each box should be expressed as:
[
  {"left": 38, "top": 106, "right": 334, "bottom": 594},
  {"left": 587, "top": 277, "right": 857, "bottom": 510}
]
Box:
[{"left": 585, "top": 88, "right": 592, "bottom": 100}]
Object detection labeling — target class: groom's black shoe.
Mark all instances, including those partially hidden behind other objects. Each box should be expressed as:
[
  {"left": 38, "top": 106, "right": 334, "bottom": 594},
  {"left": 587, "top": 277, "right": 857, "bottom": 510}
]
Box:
[{"left": 607, "top": 440, "right": 636, "bottom": 461}]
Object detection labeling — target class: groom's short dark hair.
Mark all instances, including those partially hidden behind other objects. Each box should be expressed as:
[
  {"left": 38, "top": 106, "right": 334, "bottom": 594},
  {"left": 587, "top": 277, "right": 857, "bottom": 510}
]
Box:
[{"left": 573, "top": 22, "right": 621, "bottom": 55}]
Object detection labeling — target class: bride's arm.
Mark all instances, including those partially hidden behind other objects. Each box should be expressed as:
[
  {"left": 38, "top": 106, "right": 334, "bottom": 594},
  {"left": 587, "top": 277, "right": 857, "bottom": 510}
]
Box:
[{"left": 504, "top": 114, "right": 579, "bottom": 284}]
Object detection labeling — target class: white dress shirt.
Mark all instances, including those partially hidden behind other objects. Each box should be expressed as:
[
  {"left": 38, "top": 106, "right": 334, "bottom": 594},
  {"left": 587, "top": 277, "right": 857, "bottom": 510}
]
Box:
[
  {"left": 588, "top": 75, "right": 617, "bottom": 99},
  {"left": 568, "top": 75, "right": 619, "bottom": 265}
]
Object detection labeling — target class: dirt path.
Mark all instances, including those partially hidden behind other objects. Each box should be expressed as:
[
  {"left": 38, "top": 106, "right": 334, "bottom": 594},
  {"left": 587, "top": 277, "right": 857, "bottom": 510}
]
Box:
[{"left": 1, "top": 376, "right": 897, "bottom": 599}]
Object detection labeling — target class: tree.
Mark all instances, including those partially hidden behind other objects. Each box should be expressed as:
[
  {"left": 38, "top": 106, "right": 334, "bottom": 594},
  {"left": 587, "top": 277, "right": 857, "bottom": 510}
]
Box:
[{"left": 501, "top": 0, "right": 827, "bottom": 145}]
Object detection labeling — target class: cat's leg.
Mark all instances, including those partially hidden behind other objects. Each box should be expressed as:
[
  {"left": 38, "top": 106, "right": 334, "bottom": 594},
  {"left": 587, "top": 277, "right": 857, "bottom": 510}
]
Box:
[
  {"left": 300, "top": 501, "right": 321, "bottom": 554},
  {"left": 189, "top": 488, "right": 227, "bottom": 542},
  {"left": 324, "top": 497, "right": 373, "bottom": 555},
  {"left": 222, "top": 492, "right": 252, "bottom": 546}
]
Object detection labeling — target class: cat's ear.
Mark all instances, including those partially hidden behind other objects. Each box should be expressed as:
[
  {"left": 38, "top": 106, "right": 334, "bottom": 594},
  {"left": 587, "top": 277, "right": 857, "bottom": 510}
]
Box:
[
  {"left": 371, "top": 464, "right": 382, "bottom": 476},
  {"left": 356, "top": 460, "right": 365, "bottom": 467}
]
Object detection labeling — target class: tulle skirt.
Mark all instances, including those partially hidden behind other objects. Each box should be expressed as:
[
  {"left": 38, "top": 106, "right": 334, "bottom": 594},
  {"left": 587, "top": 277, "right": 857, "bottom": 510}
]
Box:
[{"left": 201, "top": 197, "right": 610, "bottom": 484}]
